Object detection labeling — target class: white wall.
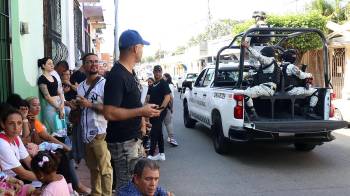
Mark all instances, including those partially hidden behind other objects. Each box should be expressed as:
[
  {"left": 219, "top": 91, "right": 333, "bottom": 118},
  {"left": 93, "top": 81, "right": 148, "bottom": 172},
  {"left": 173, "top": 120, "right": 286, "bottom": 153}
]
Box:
[
  {"left": 18, "top": 0, "right": 44, "bottom": 86},
  {"left": 61, "top": 0, "right": 76, "bottom": 69}
]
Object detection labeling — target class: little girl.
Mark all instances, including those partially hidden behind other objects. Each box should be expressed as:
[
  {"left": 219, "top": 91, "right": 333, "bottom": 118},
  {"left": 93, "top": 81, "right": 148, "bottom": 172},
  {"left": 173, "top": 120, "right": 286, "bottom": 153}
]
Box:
[{"left": 31, "top": 151, "right": 70, "bottom": 196}]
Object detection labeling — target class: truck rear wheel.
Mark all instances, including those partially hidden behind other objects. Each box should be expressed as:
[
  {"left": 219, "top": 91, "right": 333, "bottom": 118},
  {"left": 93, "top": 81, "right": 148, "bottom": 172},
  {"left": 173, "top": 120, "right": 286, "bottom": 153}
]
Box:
[
  {"left": 183, "top": 101, "right": 196, "bottom": 128},
  {"left": 212, "top": 113, "right": 229, "bottom": 154},
  {"left": 294, "top": 142, "right": 316, "bottom": 151}
]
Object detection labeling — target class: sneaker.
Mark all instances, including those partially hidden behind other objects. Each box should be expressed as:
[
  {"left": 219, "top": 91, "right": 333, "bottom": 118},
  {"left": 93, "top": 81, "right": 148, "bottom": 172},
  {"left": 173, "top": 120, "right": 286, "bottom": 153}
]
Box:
[
  {"left": 147, "top": 153, "right": 166, "bottom": 161},
  {"left": 170, "top": 138, "right": 179, "bottom": 147},
  {"left": 147, "top": 155, "right": 154, "bottom": 160},
  {"left": 167, "top": 137, "right": 171, "bottom": 143},
  {"left": 158, "top": 153, "right": 166, "bottom": 161},
  {"left": 147, "top": 154, "right": 160, "bottom": 161}
]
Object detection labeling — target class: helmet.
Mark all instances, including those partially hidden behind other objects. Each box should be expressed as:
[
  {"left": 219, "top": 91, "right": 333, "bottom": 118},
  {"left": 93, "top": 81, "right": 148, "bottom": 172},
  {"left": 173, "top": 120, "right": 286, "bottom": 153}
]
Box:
[
  {"left": 252, "top": 11, "right": 266, "bottom": 19},
  {"left": 281, "top": 49, "right": 297, "bottom": 63},
  {"left": 260, "top": 46, "right": 275, "bottom": 57}
]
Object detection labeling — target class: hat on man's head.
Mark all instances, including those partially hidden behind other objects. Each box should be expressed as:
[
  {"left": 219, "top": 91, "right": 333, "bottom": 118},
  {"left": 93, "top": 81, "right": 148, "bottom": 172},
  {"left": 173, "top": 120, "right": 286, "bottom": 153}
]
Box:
[
  {"left": 260, "top": 46, "right": 275, "bottom": 57},
  {"left": 153, "top": 65, "right": 162, "bottom": 72},
  {"left": 119, "top": 29, "right": 150, "bottom": 49}
]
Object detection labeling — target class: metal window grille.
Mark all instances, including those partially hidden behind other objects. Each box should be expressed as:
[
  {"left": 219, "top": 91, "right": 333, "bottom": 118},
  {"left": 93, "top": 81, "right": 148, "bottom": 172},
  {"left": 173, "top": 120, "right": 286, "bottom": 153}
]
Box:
[
  {"left": 84, "top": 17, "right": 90, "bottom": 53},
  {"left": 74, "top": 1, "right": 83, "bottom": 64},
  {"left": 0, "top": 0, "right": 11, "bottom": 102},
  {"left": 329, "top": 48, "right": 345, "bottom": 99},
  {"left": 43, "top": 0, "right": 68, "bottom": 64}
]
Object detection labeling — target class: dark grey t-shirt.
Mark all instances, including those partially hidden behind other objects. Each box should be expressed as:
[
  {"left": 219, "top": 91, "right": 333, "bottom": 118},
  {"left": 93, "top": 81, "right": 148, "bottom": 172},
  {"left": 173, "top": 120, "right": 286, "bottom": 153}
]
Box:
[{"left": 104, "top": 62, "right": 142, "bottom": 143}]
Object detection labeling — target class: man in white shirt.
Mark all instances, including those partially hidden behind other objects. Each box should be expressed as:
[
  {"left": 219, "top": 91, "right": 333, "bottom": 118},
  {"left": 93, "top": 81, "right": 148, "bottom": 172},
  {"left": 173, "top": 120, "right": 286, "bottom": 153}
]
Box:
[{"left": 76, "top": 53, "right": 112, "bottom": 196}]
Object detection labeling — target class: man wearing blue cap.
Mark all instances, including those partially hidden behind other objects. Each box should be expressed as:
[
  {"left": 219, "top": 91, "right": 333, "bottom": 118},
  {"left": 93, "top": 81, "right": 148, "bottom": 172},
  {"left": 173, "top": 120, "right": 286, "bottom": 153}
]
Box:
[{"left": 104, "top": 29, "right": 161, "bottom": 191}]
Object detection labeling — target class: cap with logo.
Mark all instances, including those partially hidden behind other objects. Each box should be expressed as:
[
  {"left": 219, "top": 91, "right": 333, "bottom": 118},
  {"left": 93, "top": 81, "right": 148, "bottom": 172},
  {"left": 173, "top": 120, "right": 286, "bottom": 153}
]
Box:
[{"left": 119, "top": 29, "right": 150, "bottom": 49}]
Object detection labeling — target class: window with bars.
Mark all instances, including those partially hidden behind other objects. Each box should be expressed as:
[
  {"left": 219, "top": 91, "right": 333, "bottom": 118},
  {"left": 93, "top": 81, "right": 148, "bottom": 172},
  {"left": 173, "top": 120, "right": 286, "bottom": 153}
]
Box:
[
  {"left": 84, "top": 18, "right": 91, "bottom": 53},
  {"left": 330, "top": 48, "right": 345, "bottom": 99},
  {"left": 43, "top": 0, "right": 68, "bottom": 64},
  {"left": 74, "top": 1, "right": 83, "bottom": 65},
  {"left": 0, "top": 0, "right": 11, "bottom": 102}
]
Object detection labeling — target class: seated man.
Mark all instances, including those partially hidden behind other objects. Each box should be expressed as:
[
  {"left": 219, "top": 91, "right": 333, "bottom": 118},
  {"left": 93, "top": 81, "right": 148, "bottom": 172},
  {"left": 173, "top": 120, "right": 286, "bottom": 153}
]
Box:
[
  {"left": 280, "top": 49, "right": 319, "bottom": 118},
  {"left": 242, "top": 41, "right": 280, "bottom": 120},
  {"left": 118, "top": 158, "right": 173, "bottom": 196}
]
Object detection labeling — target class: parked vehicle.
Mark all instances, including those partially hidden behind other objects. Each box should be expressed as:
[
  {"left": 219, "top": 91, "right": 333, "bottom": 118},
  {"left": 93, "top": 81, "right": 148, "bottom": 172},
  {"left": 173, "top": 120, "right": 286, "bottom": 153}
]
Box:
[
  {"left": 182, "top": 27, "right": 348, "bottom": 154},
  {"left": 176, "top": 73, "right": 198, "bottom": 92}
]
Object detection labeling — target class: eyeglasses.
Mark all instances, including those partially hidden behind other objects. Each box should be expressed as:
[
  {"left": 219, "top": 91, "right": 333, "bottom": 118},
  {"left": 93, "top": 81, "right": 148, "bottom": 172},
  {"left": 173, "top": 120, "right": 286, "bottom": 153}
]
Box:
[{"left": 85, "top": 60, "right": 99, "bottom": 65}]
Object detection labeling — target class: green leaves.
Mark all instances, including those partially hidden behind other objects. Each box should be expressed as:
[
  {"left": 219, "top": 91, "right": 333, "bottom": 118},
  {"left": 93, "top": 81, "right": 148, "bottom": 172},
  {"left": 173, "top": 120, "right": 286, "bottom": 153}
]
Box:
[
  {"left": 231, "top": 12, "right": 327, "bottom": 55},
  {"left": 267, "top": 12, "right": 327, "bottom": 53}
]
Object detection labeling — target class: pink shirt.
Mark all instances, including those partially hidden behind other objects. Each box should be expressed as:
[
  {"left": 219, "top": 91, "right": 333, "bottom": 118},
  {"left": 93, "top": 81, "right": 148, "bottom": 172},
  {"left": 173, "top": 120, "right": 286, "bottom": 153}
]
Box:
[{"left": 41, "top": 175, "right": 70, "bottom": 196}]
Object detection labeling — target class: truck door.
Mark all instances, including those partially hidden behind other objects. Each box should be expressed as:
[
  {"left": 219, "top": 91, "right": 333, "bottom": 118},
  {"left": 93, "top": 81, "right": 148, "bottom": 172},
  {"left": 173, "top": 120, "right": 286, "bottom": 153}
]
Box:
[
  {"left": 190, "top": 69, "right": 207, "bottom": 121},
  {"left": 199, "top": 68, "right": 215, "bottom": 125}
]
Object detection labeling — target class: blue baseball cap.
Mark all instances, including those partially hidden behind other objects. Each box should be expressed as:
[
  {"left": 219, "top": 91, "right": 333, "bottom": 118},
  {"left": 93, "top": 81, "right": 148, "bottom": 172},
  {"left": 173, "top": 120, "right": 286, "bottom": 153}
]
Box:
[{"left": 119, "top": 29, "right": 150, "bottom": 49}]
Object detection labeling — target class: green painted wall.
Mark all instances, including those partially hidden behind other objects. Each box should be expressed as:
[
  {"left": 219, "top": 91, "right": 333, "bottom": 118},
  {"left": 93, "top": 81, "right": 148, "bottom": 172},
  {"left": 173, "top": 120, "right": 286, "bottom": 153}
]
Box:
[{"left": 11, "top": 0, "right": 43, "bottom": 99}]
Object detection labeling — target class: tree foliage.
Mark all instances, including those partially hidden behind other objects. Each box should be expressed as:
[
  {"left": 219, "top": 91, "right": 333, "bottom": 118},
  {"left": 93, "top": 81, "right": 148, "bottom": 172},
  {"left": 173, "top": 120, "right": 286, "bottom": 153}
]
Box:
[
  {"left": 231, "top": 12, "right": 327, "bottom": 56},
  {"left": 141, "top": 56, "right": 155, "bottom": 64},
  {"left": 232, "top": 20, "right": 255, "bottom": 35},
  {"left": 267, "top": 12, "right": 327, "bottom": 54},
  {"left": 308, "top": 0, "right": 349, "bottom": 23},
  {"left": 187, "top": 19, "right": 237, "bottom": 47}
]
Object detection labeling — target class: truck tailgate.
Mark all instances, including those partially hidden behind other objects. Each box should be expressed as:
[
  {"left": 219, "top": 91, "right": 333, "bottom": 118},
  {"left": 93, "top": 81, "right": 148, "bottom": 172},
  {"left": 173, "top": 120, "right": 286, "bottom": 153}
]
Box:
[{"left": 250, "top": 120, "right": 348, "bottom": 133}]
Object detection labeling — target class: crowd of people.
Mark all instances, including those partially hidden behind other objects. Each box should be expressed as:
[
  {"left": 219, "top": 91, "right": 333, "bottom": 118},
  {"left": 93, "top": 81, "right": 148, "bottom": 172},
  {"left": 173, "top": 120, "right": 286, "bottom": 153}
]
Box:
[{"left": 0, "top": 29, "right": 175, "bottom": 196}]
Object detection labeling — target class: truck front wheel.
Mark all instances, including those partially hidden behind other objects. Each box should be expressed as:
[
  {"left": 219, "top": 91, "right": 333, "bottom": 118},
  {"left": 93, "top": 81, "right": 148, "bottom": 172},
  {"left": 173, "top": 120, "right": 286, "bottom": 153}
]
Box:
[
  {"left": 294, "top": 142, "right": 316, "bottom": 151},
  {"left": 183, "top": 101, "right": 196, "bottom": 128},
  {"left": 212, "top": 114, "right": 229, "bottom": 154}
]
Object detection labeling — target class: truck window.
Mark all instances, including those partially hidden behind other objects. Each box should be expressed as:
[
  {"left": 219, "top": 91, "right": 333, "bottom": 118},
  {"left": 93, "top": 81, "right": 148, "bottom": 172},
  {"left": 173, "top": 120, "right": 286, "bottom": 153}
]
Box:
[
  {"left": 194, "top": 69, "right": 207, "bottom": 87},
  {"left": 215, "top": 69, "right": 249, "bottom": 87},
  {"left": 203, "top": 69, "right": 215, "bottom": 87}
]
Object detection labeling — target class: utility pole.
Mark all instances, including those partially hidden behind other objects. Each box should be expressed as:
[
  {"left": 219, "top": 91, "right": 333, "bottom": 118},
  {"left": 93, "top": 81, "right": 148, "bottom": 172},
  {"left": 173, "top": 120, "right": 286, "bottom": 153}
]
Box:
[
  {"left": 207, "top": 0, "right": 212, "bottom": 39},
  {"left": 114, "top": 0, "right": 119, "bottom": 60}
]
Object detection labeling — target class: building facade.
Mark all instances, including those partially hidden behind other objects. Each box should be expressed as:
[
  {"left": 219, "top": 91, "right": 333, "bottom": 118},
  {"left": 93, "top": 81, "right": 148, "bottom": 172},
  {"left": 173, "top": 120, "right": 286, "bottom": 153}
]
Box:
[{"left": 0, "top": 0, "right": 108, "bottom": 102}]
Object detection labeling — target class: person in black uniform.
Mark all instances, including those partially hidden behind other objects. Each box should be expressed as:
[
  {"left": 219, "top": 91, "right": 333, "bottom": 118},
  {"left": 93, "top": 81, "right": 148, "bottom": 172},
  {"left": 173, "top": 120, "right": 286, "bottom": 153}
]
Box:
[{"left": 146, "top": 65, "right": 171, "bottom": 161}]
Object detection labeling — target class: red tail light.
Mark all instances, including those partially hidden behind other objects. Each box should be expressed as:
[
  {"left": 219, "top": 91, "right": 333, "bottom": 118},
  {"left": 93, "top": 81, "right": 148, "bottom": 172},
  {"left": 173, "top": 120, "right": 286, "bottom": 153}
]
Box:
[
  {"left": 329, "top": 92, "right": 335, "bottom": 118},
  {"left": 234, "top": 94, "right": 244, "bottom": 119}
]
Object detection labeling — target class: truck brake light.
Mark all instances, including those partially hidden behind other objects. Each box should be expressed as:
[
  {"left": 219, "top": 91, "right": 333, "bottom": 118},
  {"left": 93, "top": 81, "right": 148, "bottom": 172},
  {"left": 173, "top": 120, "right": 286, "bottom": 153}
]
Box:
[
  {"left": 234, "top": 94, "right": 244, "bottom": 119},
  {"left": 329, "top": 92, "right": 335, "bottom": 118}
]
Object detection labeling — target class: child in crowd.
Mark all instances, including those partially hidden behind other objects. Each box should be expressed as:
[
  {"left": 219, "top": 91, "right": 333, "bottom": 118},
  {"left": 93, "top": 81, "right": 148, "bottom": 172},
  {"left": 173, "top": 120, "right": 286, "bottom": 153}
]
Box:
[
  {"left": 31, "top": 151, "right": 73, "bottom": 196},
  {"left": 0, "top": 171, "right": 35, "bottom": 196}
]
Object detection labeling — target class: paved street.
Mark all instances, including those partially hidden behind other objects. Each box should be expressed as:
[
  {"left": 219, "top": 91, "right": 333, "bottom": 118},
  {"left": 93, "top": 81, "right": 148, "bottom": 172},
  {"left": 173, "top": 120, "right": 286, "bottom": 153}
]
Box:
[{"left": 157, "top": 92, "right": 350, "bottom": 196}]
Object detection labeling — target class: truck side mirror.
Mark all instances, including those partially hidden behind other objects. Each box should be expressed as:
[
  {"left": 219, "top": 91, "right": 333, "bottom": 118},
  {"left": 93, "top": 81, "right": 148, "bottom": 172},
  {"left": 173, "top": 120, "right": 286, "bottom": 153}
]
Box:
[{"left": 182, "top": 81, "right": 193, "bottom": 91}]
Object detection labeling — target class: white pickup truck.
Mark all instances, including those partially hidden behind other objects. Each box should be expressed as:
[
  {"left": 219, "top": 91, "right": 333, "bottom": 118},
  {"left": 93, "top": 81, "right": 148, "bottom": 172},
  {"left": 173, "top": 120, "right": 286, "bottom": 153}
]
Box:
[{"left": 182, "top": 28, "right": 348, "bottom": 154}]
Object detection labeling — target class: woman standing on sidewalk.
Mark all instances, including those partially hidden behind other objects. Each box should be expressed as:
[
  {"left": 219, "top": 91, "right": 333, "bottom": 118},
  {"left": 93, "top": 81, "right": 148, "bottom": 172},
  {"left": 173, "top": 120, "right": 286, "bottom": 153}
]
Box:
[
  {"left": 163, "top": 73, "right": 178, "bottom": 146},
  {"left": 37, "top": 57, "right": 67, "bottom": 142}
]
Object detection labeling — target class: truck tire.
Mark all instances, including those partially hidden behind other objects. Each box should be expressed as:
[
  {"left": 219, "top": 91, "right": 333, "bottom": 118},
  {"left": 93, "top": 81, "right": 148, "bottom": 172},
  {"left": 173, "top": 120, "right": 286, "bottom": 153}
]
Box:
[
  {"left": 212, "top": 113, "right": 229, "bottom": 154},
  {"left": 183, "top": 101, "right": 196, "bottom": 128},
  {"left": 294, "top": 142, "right": 316, "bottom": 151}
]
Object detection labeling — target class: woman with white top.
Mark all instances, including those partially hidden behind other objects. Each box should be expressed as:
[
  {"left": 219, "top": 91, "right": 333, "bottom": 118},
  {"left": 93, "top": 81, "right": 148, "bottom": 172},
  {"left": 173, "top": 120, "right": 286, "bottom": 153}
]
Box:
[{"left": 0, "top": 107, "right": 37, "bottom": 181}]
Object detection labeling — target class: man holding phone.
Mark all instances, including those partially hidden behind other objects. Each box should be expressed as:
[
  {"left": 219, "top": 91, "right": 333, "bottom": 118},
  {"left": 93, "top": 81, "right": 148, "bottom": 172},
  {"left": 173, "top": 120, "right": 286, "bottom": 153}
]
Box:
[{"left": 146, "top": 65, "right": 171, "bottom": 161}]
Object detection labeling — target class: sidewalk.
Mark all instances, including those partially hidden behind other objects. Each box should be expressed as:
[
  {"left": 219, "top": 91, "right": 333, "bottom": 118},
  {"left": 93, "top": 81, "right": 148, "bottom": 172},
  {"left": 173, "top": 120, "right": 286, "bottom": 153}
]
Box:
[
  {"left": 334, "top": 128, "right": 350, "bottom": 137},
  {"left": 75, "top": 160, "right": 91, "bottom": 189}
]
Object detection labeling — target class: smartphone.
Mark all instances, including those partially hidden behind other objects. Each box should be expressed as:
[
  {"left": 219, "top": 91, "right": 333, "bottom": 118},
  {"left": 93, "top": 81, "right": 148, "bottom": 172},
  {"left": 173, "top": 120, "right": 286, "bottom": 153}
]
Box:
[{"left": 157, "top": 106, "right": 165, "bottom": 110}]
